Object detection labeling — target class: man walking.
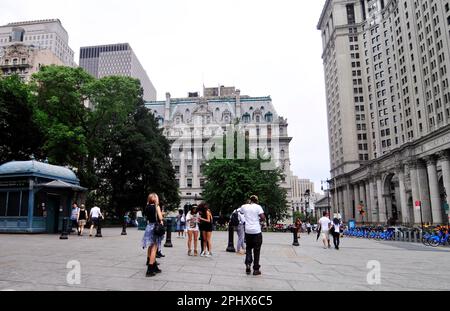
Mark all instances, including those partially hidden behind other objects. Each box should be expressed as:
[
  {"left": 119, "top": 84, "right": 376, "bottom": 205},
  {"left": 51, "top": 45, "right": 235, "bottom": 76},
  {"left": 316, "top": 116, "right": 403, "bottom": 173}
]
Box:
[
  {"left": 70, "top": 203, "right": 80, "bottom": 234},
  {"left": 318, "top": 211, "right": 332, "bottom": 249},
  {"left": 241, "top": 195, "right": 265, "bottom": 276}
]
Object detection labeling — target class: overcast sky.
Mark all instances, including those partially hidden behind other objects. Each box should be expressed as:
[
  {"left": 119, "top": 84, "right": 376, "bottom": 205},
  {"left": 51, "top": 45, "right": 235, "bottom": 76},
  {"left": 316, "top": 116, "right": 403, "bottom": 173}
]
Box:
[{"left": 1, "top": 0, "right": 330, "bottom": 193}]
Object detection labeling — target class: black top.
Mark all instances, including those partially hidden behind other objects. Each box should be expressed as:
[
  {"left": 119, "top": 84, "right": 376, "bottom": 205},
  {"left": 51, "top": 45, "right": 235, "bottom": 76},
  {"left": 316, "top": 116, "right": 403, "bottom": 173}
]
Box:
[
  {"left": 79, "top": 210, "right": 87, "bottom": 220},
  {"left": 144, "top": 204, "right": 158, "bottom": 224}
]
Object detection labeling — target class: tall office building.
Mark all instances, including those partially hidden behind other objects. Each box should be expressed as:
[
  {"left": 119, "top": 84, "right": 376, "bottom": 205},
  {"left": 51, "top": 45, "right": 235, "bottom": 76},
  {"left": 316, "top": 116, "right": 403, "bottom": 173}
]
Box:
[
  {"left": 318, "top": 0, "right": 450, "bottom": 225},
  {"left": 0, "top": 19, "right": 75, "bottom": 66},
  {"left": 79, "top": 43, "right": 156, "bottom": 101},
  {"left": 0, "top": 19, "right": 76, "bottom": 81},
  {"left": 146, "top": 86, "right": 293, "bottom": 211}
]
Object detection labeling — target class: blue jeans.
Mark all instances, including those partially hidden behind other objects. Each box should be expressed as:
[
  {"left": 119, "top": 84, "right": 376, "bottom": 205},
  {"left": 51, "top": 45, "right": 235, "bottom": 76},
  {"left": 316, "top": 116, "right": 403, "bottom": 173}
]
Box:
[{"left": 237, "top": 224, "right": 245, "bottom": 252}]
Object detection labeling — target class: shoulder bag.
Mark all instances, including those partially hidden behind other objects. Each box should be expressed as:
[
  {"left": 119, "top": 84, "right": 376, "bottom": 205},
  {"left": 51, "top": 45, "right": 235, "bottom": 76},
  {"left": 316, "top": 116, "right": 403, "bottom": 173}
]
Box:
[{"left": 153, "top": 205, "right": 166, "bottom": 237}]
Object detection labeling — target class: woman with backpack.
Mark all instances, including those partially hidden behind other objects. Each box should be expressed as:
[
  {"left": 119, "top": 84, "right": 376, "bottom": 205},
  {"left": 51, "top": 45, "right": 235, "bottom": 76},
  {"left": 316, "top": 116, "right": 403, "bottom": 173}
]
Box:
[
  {"left": 232, "top": 207, "right": 246, "bottom": 255},
  {"left": 77, "top": 204, "right": 88, "bottom": 236}
]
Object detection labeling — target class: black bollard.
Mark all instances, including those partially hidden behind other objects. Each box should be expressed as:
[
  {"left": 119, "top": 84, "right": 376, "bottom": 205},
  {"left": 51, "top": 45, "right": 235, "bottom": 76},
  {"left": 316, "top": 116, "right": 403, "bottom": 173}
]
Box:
[
  {"left": 121, "top": 216, "right": 127, "bottom": 236},
  {"left": 95, "top": 218, "right": 103, "bottom": 238},
  {"left": 164, "top": 218, "right": 173, "bottom": 248},
  {"left": 60, "top": 217, "right": 69, "bottom": 240},
  {"left": 226, "top": 225, "right": 236, "bottom": 252},
  {"left": 292, "top": 228, "right": 300, "bottom": 246}
]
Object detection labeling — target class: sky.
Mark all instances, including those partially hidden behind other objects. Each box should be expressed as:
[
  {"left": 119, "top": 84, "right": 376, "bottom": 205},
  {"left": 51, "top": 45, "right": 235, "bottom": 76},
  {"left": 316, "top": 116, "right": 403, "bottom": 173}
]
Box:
[{"left": 1, "top": 0, "right": 330, "bottom": 193}]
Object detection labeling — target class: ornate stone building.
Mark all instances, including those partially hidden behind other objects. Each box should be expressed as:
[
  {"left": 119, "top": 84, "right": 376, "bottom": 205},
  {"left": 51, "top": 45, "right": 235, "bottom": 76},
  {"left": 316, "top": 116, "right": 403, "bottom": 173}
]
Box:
[
  {"left": 145, "top": 86, "right": 293, "bottom": 209},
  {"left": 318, "top": 0, "right": 450, "bottom": 225},
  {"left": 0, "top": 44, "right": 64, "bottom": 81}
]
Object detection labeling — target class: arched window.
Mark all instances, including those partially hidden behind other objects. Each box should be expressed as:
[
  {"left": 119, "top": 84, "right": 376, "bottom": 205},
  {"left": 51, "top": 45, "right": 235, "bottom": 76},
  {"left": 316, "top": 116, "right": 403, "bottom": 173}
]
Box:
[
  {"left": 265, "top": 112, "right": 273, "bottom": 123},
  {"left": 242, "top": 113, "right": 251, "bottom": 123},
  {"left": 249, "top": 107, "right": 254, "bottom": 111}
]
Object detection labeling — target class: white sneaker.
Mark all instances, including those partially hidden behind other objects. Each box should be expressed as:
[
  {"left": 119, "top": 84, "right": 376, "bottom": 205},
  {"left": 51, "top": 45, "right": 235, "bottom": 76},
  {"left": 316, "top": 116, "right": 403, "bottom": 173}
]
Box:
[
  {"left": 200, "top": 251, "right": 206, "bottom": 257},
  {"left": 205, "top": 252, "right": 212, "bottom": 257}
]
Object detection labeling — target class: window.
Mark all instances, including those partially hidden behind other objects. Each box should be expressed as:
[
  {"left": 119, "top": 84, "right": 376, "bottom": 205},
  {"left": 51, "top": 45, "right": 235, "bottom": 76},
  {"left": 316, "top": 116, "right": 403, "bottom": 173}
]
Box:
[
  {"left": 0, "top": 192, "right": 6, "bottom": 216},
  {"left": 187, "top": 179, "right": 193, "bottom": 188},
  {"left": 6, "top": 192, "right": 20, "bottom": 217},
  {"left": 347, "top": 4, "right": 356, "bottom": 24}
]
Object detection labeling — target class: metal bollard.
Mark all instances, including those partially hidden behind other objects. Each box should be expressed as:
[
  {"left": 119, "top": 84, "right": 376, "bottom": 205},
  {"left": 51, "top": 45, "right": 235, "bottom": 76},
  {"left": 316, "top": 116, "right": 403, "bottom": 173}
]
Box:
[
  {"left": 121, "top": 215, "right": 128, "bottom": 236},
  {"left": 60, "top": 217, "right": 69, "bottom": 240},
  {"left": 226, "top": 225, "right": 236, "bottom": 252},
  {"left": 164, "top": 218, "right": 173, "bottom": 248},
  {"left": 292, "top": 228, "right": 300, "bottom": 246}
]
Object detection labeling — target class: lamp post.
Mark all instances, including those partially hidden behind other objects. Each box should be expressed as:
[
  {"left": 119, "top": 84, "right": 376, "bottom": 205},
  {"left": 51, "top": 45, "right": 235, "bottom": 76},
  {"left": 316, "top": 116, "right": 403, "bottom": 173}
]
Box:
[
  {"left": 321, "top": 179, "right": 332, "bottom": 216},
  {"left": 305, "top": 189, "right": 311, "bottom": 221}
]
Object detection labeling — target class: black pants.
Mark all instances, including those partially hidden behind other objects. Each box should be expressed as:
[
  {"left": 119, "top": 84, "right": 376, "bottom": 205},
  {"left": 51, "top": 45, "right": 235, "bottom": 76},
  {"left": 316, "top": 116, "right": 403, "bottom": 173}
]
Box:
[
  {"left": 332, "top": 232, "right": 340, "bottom": 248},
  {"left": 245, "top": 233, "right": 263, "bottom": 271}
]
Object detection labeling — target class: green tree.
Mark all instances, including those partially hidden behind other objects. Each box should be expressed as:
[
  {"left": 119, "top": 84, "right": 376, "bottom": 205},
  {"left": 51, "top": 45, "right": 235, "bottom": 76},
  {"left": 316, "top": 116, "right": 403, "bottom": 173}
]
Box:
[
  {"left": 31, "top": 65, "right": 94, "bottom": 166},
  {"left": 0, "top": 75, "right": 43, "bottom": 164},
  {"left": 202, "top": 125, "right": 288, "bottom": 223},
  {"left": 84, "top": 76, "right": 179, "bottom": 216}
]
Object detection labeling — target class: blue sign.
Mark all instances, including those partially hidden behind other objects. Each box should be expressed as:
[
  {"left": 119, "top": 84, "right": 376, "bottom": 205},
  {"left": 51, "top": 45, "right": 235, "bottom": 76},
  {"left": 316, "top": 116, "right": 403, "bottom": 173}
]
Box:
[{"left": 348, "top": 220, "right": 356, "bottom": 229}]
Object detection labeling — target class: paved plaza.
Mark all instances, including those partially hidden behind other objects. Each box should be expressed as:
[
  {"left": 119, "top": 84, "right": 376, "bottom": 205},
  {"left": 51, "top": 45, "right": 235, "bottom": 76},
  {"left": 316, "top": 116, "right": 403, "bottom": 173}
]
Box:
[{"left": 0, "top": 229, "right": 449, "bottom": 291}]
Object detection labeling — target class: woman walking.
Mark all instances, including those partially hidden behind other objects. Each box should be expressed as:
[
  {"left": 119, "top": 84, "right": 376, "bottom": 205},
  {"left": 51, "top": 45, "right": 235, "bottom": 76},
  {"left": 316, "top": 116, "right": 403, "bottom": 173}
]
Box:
[
  {"left": 332, "top": 218, "right": 341, "bottom": 250},
  {"left": 186, "top": 205, "right": 200, "bottom": 256},
  {"left": 142, "top": 193, "right": 164, "bottom": 277},
  {"left": 198, "top": 202, "right": 213, "bottom": 257},
  {"left": 77, "top": 204, "right": 88, "bottom": 236}
]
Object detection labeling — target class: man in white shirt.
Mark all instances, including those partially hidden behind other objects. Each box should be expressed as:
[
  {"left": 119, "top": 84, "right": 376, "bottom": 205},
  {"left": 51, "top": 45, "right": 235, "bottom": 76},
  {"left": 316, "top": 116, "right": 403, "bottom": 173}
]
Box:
[
  {"left": 241, "top": 195, "right": 266, "bottom": 276},
  {"left": 89, "top": 206, "right": 103, "bottom": 237},
  {"left": 318, "top": 211, "right": 332, "bottom": 249}
]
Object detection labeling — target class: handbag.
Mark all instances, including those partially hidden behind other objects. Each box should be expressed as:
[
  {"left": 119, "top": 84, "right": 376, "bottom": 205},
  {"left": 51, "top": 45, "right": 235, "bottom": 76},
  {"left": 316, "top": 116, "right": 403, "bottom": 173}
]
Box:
[{"left": 152, "top": 205, "right": 166, "bottom": 237}]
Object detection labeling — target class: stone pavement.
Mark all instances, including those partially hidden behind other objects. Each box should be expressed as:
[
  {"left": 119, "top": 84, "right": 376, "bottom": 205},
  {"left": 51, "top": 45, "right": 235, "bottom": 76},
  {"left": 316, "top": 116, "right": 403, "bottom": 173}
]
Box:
[{"left": 0, "top": 228, "right": 449, "bottom": 291}]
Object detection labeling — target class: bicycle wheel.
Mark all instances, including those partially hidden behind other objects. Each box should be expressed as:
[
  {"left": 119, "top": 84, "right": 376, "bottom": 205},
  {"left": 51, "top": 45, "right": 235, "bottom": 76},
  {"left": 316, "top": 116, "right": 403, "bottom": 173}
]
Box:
[{"left": 429, "top": 238, "right": 440, "bottom": 247}]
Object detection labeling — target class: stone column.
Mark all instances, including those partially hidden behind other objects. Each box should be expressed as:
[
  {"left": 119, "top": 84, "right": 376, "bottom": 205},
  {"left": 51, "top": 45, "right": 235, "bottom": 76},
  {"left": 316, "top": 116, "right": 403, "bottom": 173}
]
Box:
[
  {"left": 359, "top": 183, "right": 367, "bottom": 223},
  {"left": 439, "top": 151, "right": 450, "bottom": 220},
  {"left": 426, "top": 156, "right": 443, "bottom": 225},
  {"left": 397, "top": 166, "right": 410, "bottom": 225},
  {"left": 344, "top": 184, "right": 353, "bottom": 221},
  {"left": 369, "top": 179, "right": 378, "bottom": 223},
  {"left": 354, "top": 184, "right": 360, "bottom": 221},
  {"left": 180, "top": 151, "right": 187, "bottom": 188},
  {"left": 343, "top": 185, "right": 350, "bottom": 221},
  {"left": 365, "top": 181, "right": 372, "bottom": 223},
  {"left": 338, "top": 188, "right": 344, "bottom": 218},
  {"left": 409, "top": 161, "right": 422, "bottom": 225},
  {"left": 376, "top": 176, "right": 387, "bottom": 224},
  {"left": 417, "top": 160, "right": 432, "bottom": 223}
]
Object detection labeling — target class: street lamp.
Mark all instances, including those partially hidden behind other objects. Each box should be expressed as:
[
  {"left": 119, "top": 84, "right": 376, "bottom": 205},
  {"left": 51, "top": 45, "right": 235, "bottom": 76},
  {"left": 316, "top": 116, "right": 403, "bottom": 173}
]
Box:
[
  {"left": 304, "top": 189, "right": 311, "bottom": 221},
  {"left": 321, "top": 179, "right": 332, "bottom": 217}
]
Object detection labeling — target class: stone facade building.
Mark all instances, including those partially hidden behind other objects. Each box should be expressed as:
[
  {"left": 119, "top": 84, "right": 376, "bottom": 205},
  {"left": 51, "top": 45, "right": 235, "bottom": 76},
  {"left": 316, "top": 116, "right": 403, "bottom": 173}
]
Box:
[
  {"left": 318, "top": 0, "right": 450, "bottom": 225},
  {"left": 145, "top": 86, "right": 293, "bottom": 209},
  {"left": 0, "top": 19, "right": 75, "bottom": 81},
  {"left": 0, "top": 19, "right": 75, "bottom": 67}
]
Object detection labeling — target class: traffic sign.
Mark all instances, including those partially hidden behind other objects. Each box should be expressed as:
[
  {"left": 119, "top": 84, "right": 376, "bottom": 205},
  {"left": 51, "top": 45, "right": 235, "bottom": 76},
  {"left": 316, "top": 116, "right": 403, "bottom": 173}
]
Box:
[{"left": 415, "top": 201, "right": 421, "bottom": 210}]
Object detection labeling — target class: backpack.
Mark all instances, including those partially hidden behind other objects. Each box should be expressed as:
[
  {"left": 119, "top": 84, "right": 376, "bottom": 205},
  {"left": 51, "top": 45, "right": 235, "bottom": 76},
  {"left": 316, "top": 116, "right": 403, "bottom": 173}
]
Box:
[{"left": 230, "top": 210, "right": 240, "bottom": 226}]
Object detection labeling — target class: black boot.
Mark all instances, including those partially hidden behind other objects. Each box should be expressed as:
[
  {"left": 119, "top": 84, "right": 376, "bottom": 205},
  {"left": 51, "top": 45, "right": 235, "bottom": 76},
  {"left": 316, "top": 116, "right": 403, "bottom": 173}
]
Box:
[
  {"left": 146, "top": 257, "right": 149, "bottom": 266},
  {"left": 156, "top": 251, "right": 165, "bottom": 258},
  {"left": 153, "top": 262, "right": 162, "bottom": 274},
  {"left": 146, "top": 264, "right": 156, "bottom": 277}
]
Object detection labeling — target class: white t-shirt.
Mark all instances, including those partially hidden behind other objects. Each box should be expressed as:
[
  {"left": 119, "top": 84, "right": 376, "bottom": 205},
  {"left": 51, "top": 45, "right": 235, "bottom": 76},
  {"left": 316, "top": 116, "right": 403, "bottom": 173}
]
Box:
[
  {"left": 241, "top": 204, "right": 265, "bottom": 234},
  {"left": 90, "top": 207, "right": 102, "bottom": 219},
  {"left": 186, "top": 212, "right": 199, "bottom": 231},
  {"left": 319, "top": 217, "right": 331, "bottom": 232}
]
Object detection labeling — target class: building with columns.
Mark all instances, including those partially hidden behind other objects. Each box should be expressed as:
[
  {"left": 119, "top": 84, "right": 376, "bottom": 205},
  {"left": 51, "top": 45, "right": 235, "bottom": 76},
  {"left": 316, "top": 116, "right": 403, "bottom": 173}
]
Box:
[
  {"left": 145, "top": 86, "right": 293, "bottom": 210},
  {"left": 290, "top": 176, "right": 322, "bottom": 218},
  {"left": 318, "top": 0, "right": 450, "bottom": 225}
]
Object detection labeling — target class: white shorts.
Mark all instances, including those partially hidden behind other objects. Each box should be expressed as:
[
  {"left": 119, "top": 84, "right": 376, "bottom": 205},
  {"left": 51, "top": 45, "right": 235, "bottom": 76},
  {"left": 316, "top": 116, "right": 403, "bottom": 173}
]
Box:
[{"left": 321, "top": 231, "right": 329, "bottom": 239}]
